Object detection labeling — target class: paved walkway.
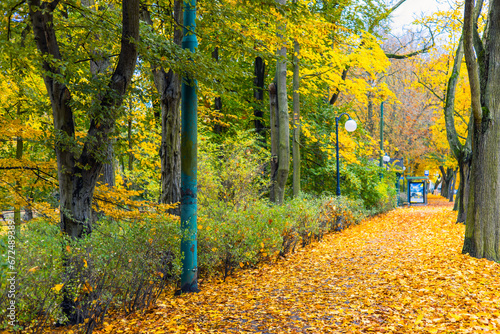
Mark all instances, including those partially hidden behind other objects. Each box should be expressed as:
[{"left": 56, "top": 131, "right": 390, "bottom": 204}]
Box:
[{"left": 94, "top": 197, "right": 500, "bottom": 333}]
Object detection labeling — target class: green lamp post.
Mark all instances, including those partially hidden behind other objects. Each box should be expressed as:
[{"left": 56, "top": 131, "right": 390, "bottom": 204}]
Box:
[{"left": 179, "top": 0, "right": 199, "bottom": 293}]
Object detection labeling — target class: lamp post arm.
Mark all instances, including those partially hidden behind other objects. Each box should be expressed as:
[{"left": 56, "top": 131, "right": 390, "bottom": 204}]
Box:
[{"left": 336, "top": 112, "right": 352, "bottom": 122}]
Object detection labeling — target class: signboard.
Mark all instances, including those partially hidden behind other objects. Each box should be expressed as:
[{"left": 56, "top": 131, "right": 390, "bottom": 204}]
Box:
[
  {"left": 409, "top": 181, "right": 425, "bottom": 204},
  {"left": 424, "top": 170, "right": 429, "bottom": 176}
]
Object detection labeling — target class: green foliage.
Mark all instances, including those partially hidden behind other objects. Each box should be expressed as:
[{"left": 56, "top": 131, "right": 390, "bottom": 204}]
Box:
[
  {"left": 197, "top": 130, "right": 269, "bottom": 210},
  {"left": 0, "top": 215, "right": 181, "bottom": 331},
  {"left": 342, "top": 160, "right": 398, "bottom": 214},
  {"left": 0, "top": 221, "right": 65, "bottom": 331},
  {"left": 194, "top": 128, "right": 392, "bottom": 280},
  {"left": 298, "top": 102, "right": 397, "bottom": 214},
  {"left": 197, "top": 193, "right": 370, "bottom": 281}
]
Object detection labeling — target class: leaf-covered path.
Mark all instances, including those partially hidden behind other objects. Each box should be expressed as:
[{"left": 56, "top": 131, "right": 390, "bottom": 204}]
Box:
[{"left": 96, "top": 197, "right": 500, "bottom": 333}]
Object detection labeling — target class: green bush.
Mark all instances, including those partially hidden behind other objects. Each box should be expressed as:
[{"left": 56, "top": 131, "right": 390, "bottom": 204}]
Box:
[
  {"left": 195, "top": 130, "right": 379, "bottom": 280},
  {"left": 342, "top": 160, "right": 397, "bottom": 214},
  {"left": 0, "top": 214, "right": 181, "bottom": 332},
  {"left": 1, "top": 128, "right": 399, "bottom": 332},
  {"left": 197, "top": 193, "right": 371, "bottom": 280},
  {"left": 0, "top": 221, "right": 64, "bottom": 332}
]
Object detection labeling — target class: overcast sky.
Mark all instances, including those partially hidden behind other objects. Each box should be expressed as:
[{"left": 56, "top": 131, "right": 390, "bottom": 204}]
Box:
[{"left": 390, "top": 0, "right": 450, "bottom": 33}]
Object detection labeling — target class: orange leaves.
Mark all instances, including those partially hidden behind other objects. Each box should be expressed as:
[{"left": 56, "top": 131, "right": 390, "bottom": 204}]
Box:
[
  {"left": 93, "top": 183, "right": 178, "bottom": 222},
  {"left": 87, "top": 198, "right": 500, "bottom": 333}
]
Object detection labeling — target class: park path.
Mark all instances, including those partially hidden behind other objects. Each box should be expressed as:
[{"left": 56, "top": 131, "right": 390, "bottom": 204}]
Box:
[{"left": 95, "top": 196, "right": 500, "bottom": 333}]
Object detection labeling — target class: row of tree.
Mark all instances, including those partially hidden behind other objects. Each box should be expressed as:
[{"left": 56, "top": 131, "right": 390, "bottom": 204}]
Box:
[{"left": 1, "top": 0, "right": 499, "bottom": 323}]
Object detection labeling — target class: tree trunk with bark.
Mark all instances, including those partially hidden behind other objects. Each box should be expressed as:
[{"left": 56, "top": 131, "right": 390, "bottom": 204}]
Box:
[
  {"left": 462, "top": 0, "right": 500, "bottom": 261},
  {"left": 366, "top": 91, "right": 374, "bottom": 136},
  {"left": 441, "top": 30, "right": 474, "bottom": 222},
  {"left": 292, "top": 36, "right": 300, "bottom": 197},
  {"left": 439, "top": 166, "right": 454, "bottom": 199},
  {"left": 29, "top": 0, "right": 139, "bottom": 323},
  {"left": 274, "top": 0, "right": 289, "bottom": 204},
  {"left": 455, "top": 158, "right": 471, "bottom": 222},
  {"left": 269, "top": 83, "right": 278, "bottom": 203},
  {"left": 83, "top": 0, "right": 116, "bottom": 190},
  {"left": 142, "top": 2, "right": 182, "bottom": 214},
  {"left": 30, "top": 0, "right": 139, "bottom": 237},
  {"left": 14, "top": 135, "right": 23, "bottom": 230},
  {"left": 254, "top": 56, "right": 266, "bottom": 144},
  {"left": 449, "top": 169, "right": 457, "bottom": 202}
]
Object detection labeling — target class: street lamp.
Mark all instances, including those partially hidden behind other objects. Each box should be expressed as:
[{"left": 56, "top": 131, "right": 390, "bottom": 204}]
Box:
[{"left": 336, "top": 113, "right": 357, "bottom": 196}]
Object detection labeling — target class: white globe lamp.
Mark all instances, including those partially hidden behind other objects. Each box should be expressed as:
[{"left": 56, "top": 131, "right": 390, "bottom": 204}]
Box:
[{"left": 345, "top": 119, "right": 357, "bottom": 132}]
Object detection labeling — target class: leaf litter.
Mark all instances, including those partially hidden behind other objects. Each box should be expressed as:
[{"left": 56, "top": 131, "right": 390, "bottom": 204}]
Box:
[{"left": 70, "top": 196, "right": 500, "bottom": 333}]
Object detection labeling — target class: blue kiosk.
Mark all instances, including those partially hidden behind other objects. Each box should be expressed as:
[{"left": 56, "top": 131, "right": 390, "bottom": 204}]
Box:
[{"left": 407, "top": 176, "right": 429, "bottom": 205}]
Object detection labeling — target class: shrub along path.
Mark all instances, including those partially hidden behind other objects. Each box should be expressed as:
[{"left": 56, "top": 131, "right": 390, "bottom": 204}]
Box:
[{"left": 89, "top": 196, "right": 500, "bottom": 333}]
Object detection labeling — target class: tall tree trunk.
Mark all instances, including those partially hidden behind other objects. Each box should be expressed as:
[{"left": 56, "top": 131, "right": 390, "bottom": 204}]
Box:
[
  {"left": 269, "top": 83, "right": 278, "bottom": 203},
  {"left": 442, "top": 32, "right": 473, "bottom": 222},
  {"left": 142, "top": 2, "right": 183, "bottom": 214},
  {"left": 275, "top": 0, "right": 289, "bottom": 204},
  {"left": 449, "top": 169, "right": 457, "bottom": 202},
  {"left": 254, "top": 56, "right": 266, "bottom": 143},
  {"left": 456, "top": 158, "right": 471, "bottom": 222},
  {"left": 366, "top": 91, "right": 374, "bottom": 135},
  {"left": 439, "top": 166, "right": 454, "bottom": 198},
  {"left": 14, "top": 135, "right": 23, "bottom": 231},
  {"left": 212, "top": 47, "right": 225, "bottom": 135},
  {"left": 462, "top": 0, "right": 500, "bottom": 261},
  {"left": 156, "top": 69, "right": 182, "bottom": 213},
  {"left": 30, "top": 0, "right": 139, "bottom": 237},
  {"left": 128, "top": 117, "right": 134, "bottom": 172},
  {"left": 434, "top": 177, "right": 441, "bottom": 195},
  {"left": 292, "top": 37, "right": 300, "bottom": 197},
  {"left": 29, "top": 0, "right": 139, "bottom": 323},
  {"left": 83, "top": 0, "right": 116, "bottom": 189}
]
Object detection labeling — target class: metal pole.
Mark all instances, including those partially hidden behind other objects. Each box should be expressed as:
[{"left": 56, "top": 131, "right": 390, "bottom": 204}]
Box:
[
  {"left": 396, "top": 172, "right": 401, "bottom": 206},
  {"left": 379, "top": 101, "right": 384, "bottom": 168},
  {"left": 180, "top": 0, "right": 199, "bottom": 293},
  {"left": 336, "top": 116, "right": 340, "bottom": 196}
]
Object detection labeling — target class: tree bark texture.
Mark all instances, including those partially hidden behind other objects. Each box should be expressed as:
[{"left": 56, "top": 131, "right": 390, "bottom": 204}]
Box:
[
  {"left": 83, "top": 0, "right": 116, "bottom": 189},
  {"left": 212, "top": 47, "right": 225, "bottom": 135},
  {"left": 366, "top": 91, "right": 374, "bottom": 136},
  {"left": 292, "top": 38, "right": 300, "bottom": 197},
  {"left": 456, "top": 158, "right": 471, "bottom": 222},
  {"left": 443, "top": 34, "right": 472, "bottom": 220},
  {"left": 269, "top": 83, "right": 278, "bottom": 203},
  {"left": 439, "top": 166, "right": 454, "bottom": 199},
  {"left": 29, "top": 0, "right": 140, "bottom": 237},
  {"left": 143, "top": 2, "right": 183, "bottom": 214},
  {"left": 14, "top": 136, "right": 23, "bottom": 229},
  {"left": 462, "top": 0, "right": 500, "bottom": 261},
  {"left": 449, "top": 169, "right": 457, "bottom": 202},
  {"left": 254, "top": 56, "right": 266, "bottom": 143},
  {"left": 275, "top": 0, "right": 289, "bottom": 205}
]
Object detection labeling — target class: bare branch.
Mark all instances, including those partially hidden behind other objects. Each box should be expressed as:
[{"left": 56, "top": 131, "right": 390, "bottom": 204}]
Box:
[
  {"left": 386, "top": 26, "right": 435, "bottom": 59},
  {"left": 329, "top": 67, "right": 349, "bottom": 105},
  {"left": 412, "top": 71, "right": 445, "bottom": 102}
]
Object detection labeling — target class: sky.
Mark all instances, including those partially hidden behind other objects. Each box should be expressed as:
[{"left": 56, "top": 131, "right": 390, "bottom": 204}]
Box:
[{"left": 390, "top": 0, "right": 448, "bottom": 34}]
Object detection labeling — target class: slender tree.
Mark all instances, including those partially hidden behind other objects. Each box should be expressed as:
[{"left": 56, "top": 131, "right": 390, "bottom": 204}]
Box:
[
  {"left": 292, "top": 36, "right": 300, "bottom": 197},
  {"left": 462, "top": 0, "right": 500, "bottom": 261},
  {"left": 254, "top": 56, "right": 266, "bottom": 143},
  {"left": 435, "top": 0, "right": 483, "bottom": 222},
  {"left": 142, "top": 2, "right": 183, "bottom": 214},
  {"left": 274, "top": 0, "right": 290, "bottom": 204},
  {"left": 269, "top": 82, "right": 279, "bottom": 202}
]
